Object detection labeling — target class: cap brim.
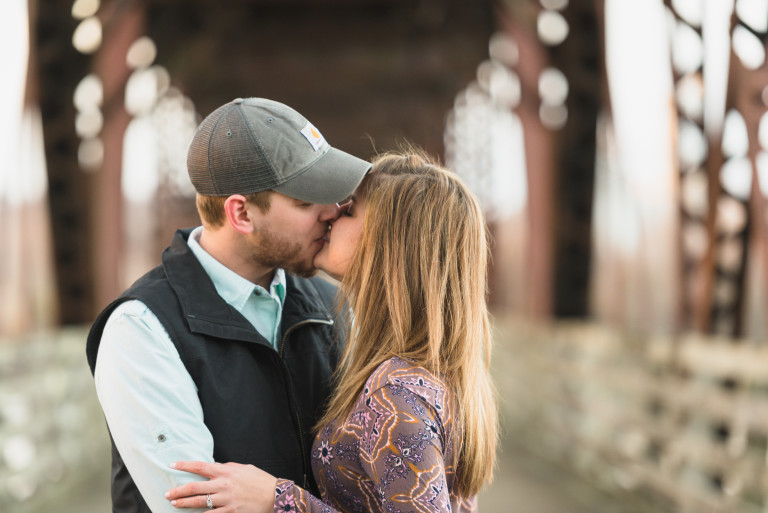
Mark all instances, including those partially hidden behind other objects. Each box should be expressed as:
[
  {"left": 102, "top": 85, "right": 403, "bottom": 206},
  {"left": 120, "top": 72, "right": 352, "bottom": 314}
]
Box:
[{"left": 272, "top": 147, "right": 371, "bottom": 204}]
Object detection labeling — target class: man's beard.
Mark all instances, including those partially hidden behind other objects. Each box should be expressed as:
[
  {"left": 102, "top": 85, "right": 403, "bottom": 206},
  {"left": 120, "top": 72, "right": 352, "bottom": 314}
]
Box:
[{"left": 249, "top": 227, "right": 317, "bottom": 278}]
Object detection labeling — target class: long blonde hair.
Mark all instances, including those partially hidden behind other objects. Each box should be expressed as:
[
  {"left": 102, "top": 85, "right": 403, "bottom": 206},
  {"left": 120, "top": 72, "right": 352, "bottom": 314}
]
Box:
[{"left": 317, "top": 150, "right": 498, "bottom": 497}]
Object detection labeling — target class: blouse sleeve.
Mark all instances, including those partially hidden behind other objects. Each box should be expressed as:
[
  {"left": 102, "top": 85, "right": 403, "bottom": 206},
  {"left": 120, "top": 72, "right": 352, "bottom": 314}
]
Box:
[
  {"left": 273, "top": 383, "right": 451, "bottom": 513},
  {"left": 273, "top": 479, "right": 336, "bottom": 513},
  {"left": 358, "top": 383, "right": 451, "bottom": 513}
]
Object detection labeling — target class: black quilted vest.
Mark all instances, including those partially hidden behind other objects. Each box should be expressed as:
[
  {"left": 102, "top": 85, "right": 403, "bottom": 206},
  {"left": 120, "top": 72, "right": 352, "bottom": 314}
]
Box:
[{"left": 86, "top": 228, "right": 340, "bottom": 513}]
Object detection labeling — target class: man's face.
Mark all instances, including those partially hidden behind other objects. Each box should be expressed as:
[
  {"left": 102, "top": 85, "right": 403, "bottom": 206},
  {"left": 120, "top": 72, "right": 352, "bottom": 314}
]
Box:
[{"left": 245, "top": 192, "right": 341, "bottom": 277}]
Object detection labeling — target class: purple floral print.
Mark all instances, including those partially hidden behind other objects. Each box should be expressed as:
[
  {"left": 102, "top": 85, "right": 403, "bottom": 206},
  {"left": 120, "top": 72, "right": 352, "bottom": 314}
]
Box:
[{"left": 273, "top": 357, "right": 477, "bottom": 513}]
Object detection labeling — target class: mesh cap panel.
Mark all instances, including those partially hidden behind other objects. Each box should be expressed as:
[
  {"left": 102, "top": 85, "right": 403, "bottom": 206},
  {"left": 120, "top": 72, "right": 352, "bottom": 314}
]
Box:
[{"left": 187, "top": 103, "right": 277, "bottom": 196}]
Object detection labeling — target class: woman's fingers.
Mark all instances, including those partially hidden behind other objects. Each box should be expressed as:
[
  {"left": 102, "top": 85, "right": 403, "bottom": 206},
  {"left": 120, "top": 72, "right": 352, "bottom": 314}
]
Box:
[
  {"left": 166, "top": 461, "right": 226, "bottom": 500},
  {"left": 166, "top": 479, "right": 215, "bottom": 500},
  {"left": 171, "top": 461, "right": 220, "bottom": 478},
  {"left": 168, "top": 494, "right": 213, "bottom": 509}
]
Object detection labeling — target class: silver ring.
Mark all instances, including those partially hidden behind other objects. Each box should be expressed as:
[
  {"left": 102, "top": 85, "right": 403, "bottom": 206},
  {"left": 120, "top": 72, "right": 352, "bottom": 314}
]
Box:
[{"left": 206, "top": 494, "right": 213, "bottom": 509}]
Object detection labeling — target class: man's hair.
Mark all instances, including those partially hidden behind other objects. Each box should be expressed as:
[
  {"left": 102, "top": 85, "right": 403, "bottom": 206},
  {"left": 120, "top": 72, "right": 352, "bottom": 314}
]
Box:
[{"left": 196, "top": 191, "right": 272, "bottom": 227}]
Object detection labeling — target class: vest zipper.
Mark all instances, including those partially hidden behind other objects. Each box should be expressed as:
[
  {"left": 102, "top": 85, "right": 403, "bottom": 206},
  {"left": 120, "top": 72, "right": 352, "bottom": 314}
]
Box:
[
  {"left": 280, "top": 318, "right": 334, "bottom": 357},
  {"left": 279, "top": 317, "right": 334, "bottom": 490}
]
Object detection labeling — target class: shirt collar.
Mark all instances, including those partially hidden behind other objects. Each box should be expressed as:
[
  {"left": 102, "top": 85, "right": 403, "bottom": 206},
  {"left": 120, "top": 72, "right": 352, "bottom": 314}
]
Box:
[{"left": 187, "top": 226, "right": 286, "bottom": 311}]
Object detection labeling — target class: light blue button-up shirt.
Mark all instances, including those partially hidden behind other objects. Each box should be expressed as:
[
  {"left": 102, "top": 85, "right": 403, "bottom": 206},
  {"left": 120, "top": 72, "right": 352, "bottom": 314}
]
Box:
[
  {"left": 94, "top": 227, "right": 286, "bottom": 513},
  {"left": 187, "top": 226, "right": 286, "bottom": 347}
]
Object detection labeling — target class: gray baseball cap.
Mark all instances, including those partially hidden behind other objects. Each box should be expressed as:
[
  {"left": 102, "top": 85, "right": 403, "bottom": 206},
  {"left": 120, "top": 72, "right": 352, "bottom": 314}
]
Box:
[{"left": 187, "top": 97, "right": 371, "bottom": 204}]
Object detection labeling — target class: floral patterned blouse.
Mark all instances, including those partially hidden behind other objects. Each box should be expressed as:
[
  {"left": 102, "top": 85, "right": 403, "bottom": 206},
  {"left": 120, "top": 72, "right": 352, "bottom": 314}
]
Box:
[{"left": 273, "top": 357, "right": 477, "bottom": 513}]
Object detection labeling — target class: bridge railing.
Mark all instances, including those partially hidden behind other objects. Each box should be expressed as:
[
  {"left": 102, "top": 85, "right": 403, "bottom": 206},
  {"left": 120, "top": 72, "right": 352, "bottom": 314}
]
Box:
[
  {"left": 0, "top": 327, "right": 110, "bottom": 513},
  {"left": 6, "top": 320, "right": 768, "bottom": 512},
  {"left": 494, "top": 319, "right": 768, "bottom": 513}
]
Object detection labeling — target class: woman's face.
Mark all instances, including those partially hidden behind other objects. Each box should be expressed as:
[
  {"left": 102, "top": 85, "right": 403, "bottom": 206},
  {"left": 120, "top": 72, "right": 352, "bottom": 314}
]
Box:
[{"left": 313, "top": 195, "right": 367, "bottom": 281}]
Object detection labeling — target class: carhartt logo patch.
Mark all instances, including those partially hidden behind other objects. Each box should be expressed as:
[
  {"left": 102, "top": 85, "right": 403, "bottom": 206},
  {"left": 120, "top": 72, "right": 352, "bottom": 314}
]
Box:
[{"left": 300, "top": 121, "right": 325, "bottom": 151}]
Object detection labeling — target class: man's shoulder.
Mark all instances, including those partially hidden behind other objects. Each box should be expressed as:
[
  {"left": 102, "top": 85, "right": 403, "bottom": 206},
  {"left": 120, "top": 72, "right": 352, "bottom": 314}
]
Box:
[
  {"left": 89, "top": 265, "right": 175, "bottom": 342},
  {"left": 125, "top": 264, "right": 169, "bottom": 293},
  {"left": 107, "top": 299, "right": 153, "bottom": 321}
]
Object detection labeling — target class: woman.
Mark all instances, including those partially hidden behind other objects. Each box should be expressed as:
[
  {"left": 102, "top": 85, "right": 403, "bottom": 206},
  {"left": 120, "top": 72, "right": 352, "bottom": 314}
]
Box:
[{"left": 165, "top": 151, "right": 498, "bottom": 513}]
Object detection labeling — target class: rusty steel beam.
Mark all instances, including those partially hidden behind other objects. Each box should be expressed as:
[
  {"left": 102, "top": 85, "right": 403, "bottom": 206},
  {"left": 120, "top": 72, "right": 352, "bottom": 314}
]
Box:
[
  {"left": 90, "top": 0, "right": 146, "bottom": 311},
  {"left": 34, "top": 0, "right": 95, "bottom": 324},
  {"left": 664, "top": 0, "right": 715, "bottom": 333},
  {"left": 729, "top": 11, "right": 768, "bottom": 338},
  {"left": 548, "top": 0, "right": 601, "bottom": 317}
]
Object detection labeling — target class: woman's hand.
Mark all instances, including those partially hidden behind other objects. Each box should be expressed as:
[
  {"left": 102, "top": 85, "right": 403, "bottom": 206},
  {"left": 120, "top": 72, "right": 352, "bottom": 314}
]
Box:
[{"left": 165, "top": 461, "right": 277, "bottom": 513}]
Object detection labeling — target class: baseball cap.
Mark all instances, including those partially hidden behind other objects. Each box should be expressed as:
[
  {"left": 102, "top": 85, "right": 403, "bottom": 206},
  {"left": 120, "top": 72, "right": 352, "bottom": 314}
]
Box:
[{"left": 187, "top": 98, "right": 371, "bottom": 204}]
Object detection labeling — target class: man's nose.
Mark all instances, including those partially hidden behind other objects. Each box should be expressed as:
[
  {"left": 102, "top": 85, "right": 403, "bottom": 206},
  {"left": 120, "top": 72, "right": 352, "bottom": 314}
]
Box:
[{"left": 319, "top": 202, "right": 342, "bottom": 222}]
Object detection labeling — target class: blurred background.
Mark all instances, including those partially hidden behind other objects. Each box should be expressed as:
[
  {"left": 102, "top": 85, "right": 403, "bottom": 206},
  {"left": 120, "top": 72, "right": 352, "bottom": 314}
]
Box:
[{"left": 3, "top": 0, "right": 768, "bottom": 511}]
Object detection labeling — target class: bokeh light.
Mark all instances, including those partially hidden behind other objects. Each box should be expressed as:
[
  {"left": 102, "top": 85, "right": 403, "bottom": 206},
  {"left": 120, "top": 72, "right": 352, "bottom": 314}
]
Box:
[
  {"left": 126, "top": 36, "right": 157, "bottom": 69},
  {"left": 683, "top": 222, "right": 709, "bottom": 258},
  {"left": 72, "top": 16, "right": 102, "bottom": 54},
  {"left": 735, "top": 0, "right": 768, "bottom": 33},
  {"left": 671, "top": 0, "right": 703, "bottom": 27},
  {"left": 446, "top": 72, "right": 528, "bottom": 220},
  {"left": 732, "top": 24, "right": 766, "bottom": 69},
  {"left": 488, "top": 32, "right": 519, "bottom": 68},
  {"left": 538, "top": 68, "right": 569, "bottom": 106},
  {"left": 678, "top": 120, "right": 708, "bottom": 169},
  {"left": 717, "top": 237, "right": 745, "bottom": 271},
  {"left": 478, "top": 60, "right": 521, "bottom": 108},
  {"left": 74, "top": 73, "right": 104, "bottom": 172},
  {"left": 6, "top": 473, "right": 36, "bottom": 502},
  {"left": 1, "top": 395, "right": 31, "bottom": 427},
  {"left": 721, "top": 110, "right": 749, "bottom": 159},
  {"left": 78, "top": 138, "right": 104, "bottom": 171},
  {"left": 676, "top": 73, "right": 704, "bottom": 121},
  {"left": 717, "top": 196, "right": 749, "bottom": 233},
  {"left": 672, "top": 21, "right": 704, "bottom": 74},
  {"left": 71, "top": 0, "right": 100, "bottom": 20},
  {"left": 3, "top": 434, "right": 36, "bottom": 471},
  {"left": 681, "top": 170, "right": 709, "bottom": 218},
  {"left": 73, "top": 74, "right": 103, "bottom": 111},
  {"left": 75, "top": 109, "right": 103, "bottom": 139},
  {"left": 125, "top": 67, "right": 168, "bottom": 116},
  {"left": 541, "top": 0, "right": 569, "bottom": 10},
  {"left": 491, "top": 69, "right": 521, "bottom": 108},
  {"left": 537, "top": 10, "right": 569, "bottom": 46},
  {"left": 539, "top": 104, "right": 568, "bottom": 130},
  {"left": 720, "top": 156, "right": 752, "bottom": 201},
  {"left": 755, "top": 150, "right": 768, "bottom": 196}
]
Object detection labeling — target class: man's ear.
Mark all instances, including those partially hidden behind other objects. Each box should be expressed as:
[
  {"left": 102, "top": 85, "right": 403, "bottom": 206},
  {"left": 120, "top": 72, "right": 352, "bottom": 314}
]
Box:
[{"left": 224, "top": 195, "right": 257, "bottom": 234}]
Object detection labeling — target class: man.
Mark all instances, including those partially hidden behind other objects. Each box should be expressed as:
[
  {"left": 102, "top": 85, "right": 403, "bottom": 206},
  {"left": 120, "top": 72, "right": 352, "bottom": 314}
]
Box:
[{"left": 86, "top": 98, "right": 370, "bottom": 513}]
